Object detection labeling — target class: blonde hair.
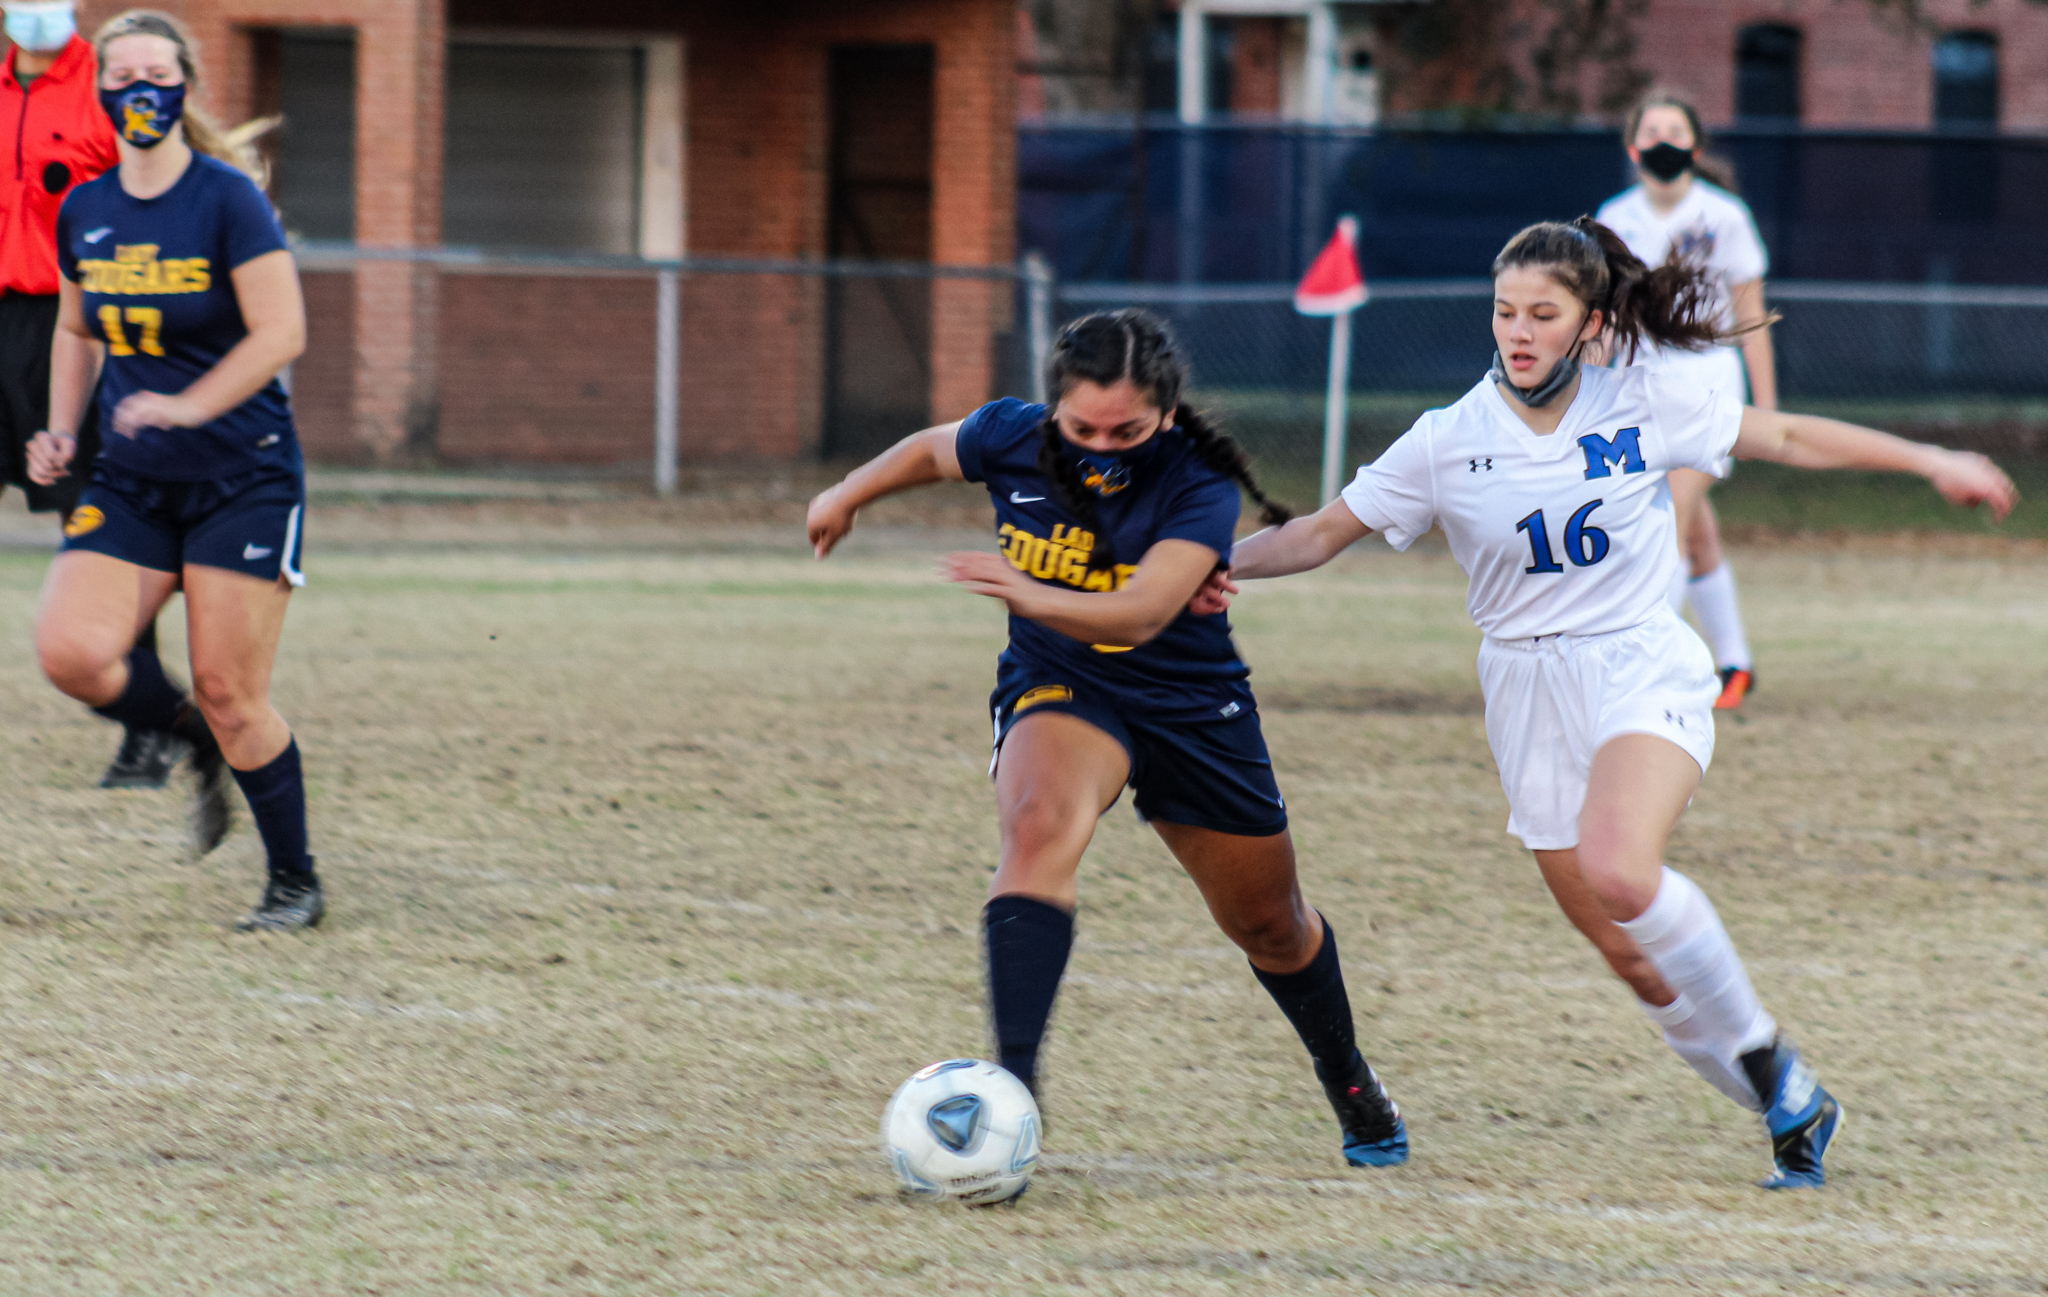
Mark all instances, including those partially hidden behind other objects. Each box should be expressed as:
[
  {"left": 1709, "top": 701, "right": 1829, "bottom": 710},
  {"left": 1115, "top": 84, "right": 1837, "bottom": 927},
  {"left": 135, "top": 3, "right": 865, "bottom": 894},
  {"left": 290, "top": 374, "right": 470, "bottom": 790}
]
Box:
[{"left": 93, "top": 9, "right": 274, "bottom": 186}]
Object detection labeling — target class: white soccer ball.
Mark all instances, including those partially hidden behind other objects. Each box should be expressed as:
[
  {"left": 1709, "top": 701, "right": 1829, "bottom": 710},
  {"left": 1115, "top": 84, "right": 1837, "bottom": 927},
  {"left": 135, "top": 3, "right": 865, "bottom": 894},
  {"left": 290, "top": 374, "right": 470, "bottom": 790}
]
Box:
[{"left": 881, "top": 1058, "right": 1040, "bottom": 1205}]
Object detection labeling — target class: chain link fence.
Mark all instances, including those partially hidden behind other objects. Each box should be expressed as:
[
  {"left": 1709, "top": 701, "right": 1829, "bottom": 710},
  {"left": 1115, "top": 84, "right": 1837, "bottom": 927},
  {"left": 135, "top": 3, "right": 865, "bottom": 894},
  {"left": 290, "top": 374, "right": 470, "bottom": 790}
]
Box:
[
  {"left": 282, "top": 244, "right": 2047, "bottom": 491},
  {"left": 1056, "top": 279, "right": 2048, "bottom": 491},
  {"left": 289, "top": 245, "right": 1035, "bottom": 488}
]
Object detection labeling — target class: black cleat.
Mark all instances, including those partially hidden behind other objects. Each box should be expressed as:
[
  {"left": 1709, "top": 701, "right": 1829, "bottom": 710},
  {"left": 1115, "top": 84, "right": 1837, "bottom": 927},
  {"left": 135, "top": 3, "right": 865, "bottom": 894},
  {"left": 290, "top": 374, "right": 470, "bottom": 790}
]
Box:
[
  {"left": 235, "top": 874, "right": 325, "bottom": 932},
  {"left": 98, "top": 727, "right": 190, "bottom": 789},
  {"left": 1317, "top": 1053, "right": 1410, "bottom": 1167},
  {"left": 171, "top": 704, "right": 233, "bottom": 855}
]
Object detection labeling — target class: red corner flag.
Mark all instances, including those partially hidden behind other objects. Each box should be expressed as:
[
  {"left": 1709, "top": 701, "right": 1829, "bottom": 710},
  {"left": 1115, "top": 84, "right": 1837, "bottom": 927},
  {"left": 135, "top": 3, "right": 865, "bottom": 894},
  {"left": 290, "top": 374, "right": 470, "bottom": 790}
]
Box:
[{"left": 1294, "top": 215, "right": 1367, "bottom": 316}]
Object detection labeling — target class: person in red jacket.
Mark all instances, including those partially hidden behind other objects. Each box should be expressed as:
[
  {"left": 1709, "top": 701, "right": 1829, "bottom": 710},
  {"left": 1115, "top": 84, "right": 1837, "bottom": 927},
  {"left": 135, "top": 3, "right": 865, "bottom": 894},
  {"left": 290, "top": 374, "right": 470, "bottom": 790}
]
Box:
[{"left": 1, "top": 2, "right": 180, "bottom": 787}]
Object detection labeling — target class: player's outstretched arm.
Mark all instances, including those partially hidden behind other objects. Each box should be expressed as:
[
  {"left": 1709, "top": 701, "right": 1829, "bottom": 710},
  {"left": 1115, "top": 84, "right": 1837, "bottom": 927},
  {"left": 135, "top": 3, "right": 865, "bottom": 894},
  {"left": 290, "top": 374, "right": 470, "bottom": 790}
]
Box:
[
  {"left": 807, "top": 423, "right": 964, "bottom": 558},
  {"left": 1181, "top": 498, "right": 1374, "bottom": 615},
  {"left": 1231, "top": 497, "right": 1374, "bottom": 579},
  {"left": 944, "top": 538, "right": 1217, "bottom": 649},
  {"left": 1732, "top": 408, "right": 2017, "bottom": 520}
]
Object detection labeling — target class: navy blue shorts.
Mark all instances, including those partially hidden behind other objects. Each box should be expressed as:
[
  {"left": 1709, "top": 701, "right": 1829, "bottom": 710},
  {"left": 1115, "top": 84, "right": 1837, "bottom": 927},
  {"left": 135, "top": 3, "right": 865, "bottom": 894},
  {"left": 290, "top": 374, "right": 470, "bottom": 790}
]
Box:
[
  {"left": 989, "top": 676, "right": 1288, "bottom": 838},
  {"left": 61, "top": 461, "right": 306, "bottom": 585}
]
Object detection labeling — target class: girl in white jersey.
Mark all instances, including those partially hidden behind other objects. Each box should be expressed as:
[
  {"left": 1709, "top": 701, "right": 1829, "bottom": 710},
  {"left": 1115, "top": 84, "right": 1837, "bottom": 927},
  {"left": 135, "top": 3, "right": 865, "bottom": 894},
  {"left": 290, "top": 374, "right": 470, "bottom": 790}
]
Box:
[
  {"left": 1596, "top": 96, "right": 1770, "bottom": 708},
  {"left": 1203, "top": 218, "right": 2015, "bottom": 1190}
]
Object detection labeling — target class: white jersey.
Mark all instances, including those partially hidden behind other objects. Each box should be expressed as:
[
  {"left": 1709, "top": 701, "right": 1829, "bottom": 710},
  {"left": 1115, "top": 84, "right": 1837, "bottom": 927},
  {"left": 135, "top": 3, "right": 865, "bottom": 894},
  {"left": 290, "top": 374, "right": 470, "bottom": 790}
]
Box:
[
  {"left": 1597, "top": 181, "right": 1767, "bottom": 396},
  {"left": 1342, "top": 366, "right": 1741, "bottom": 641}
]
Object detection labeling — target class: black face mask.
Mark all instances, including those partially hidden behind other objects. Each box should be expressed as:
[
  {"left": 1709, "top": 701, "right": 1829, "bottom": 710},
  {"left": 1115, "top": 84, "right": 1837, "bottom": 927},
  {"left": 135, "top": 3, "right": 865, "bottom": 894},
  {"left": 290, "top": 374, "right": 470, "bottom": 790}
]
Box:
[
  {"left": 1490, "top": 347, "right": 1582, "bottom": 409},
  {"left": 1639, "top": 142, "right": 1694, "bottom": 183}
]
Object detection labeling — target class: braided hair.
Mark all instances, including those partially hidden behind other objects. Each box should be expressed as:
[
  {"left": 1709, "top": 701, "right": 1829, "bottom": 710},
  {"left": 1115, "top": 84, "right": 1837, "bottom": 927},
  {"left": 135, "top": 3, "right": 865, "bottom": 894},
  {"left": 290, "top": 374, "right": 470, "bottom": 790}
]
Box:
[
  {"left": 1493, "top": 216, "right": 1773, "bottom": 363},
  {"left": 1035, "top": 310, "right": 1292, "bottom": 571}
]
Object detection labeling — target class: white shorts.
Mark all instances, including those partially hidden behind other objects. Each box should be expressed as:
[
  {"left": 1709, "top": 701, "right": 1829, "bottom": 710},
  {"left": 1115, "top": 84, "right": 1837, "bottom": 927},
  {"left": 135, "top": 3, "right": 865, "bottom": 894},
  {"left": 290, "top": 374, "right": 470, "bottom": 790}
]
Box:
[{"left": 1476, "top": 609, "right": 1718, "bottom": 851}]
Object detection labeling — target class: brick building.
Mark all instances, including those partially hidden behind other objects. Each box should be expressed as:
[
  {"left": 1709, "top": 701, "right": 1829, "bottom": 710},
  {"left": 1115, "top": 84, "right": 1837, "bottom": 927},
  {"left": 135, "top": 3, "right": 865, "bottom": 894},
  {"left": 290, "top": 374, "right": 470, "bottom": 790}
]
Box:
[
  {"left": 1628, "top": 0, "right": 2048, "bottom": 131},
  {"left": 63, "top": 0, "right": 1016, "bottom": 466},
  {"left": 1025, "top": 0, "right": 2048, "bottom": 131}
]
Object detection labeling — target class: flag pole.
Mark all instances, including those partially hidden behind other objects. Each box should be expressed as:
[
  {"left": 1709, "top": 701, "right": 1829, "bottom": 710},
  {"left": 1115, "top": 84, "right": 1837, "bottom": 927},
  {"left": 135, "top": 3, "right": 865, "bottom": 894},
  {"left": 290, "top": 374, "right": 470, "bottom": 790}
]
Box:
[
  {"left": 1320, "top": 306, "right": 1353, "bottom": 505},
  {"left": 1296, "top": 213, "right": 1364, "bottom": 506}
]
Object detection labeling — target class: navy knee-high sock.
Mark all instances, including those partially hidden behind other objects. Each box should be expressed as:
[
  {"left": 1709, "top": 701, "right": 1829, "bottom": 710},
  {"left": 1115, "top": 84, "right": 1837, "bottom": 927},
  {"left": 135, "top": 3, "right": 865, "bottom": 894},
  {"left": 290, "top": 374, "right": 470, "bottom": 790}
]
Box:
[
  {"left": 91, "top": 646, "right": 186, "bottom": 734},
  {"left": 1251, "top": 913, "right": 1363, "bottom": 1080},
  {"left": 983, "top": 895, "right": 1074, "bottom": 1094},
  {"left": 229, "top": 738, "right": 315, "bottom": 885}
]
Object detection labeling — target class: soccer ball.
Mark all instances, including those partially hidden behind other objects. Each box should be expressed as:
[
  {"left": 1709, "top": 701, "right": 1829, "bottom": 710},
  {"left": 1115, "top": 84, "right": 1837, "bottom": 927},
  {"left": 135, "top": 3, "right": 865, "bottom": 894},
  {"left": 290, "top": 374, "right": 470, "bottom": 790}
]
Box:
[{"left": 881, "top": 1059, "right": 1040, "bottom": 1205}]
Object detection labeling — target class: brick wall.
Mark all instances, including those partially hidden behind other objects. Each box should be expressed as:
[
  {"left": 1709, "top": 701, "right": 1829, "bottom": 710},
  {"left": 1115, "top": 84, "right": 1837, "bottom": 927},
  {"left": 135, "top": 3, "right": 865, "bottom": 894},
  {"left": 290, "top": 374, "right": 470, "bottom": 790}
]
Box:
[
  {"left": 433, "top": 273, "right": 657, "bottom": 466},
  {"left": 676, "top": 0, "right": 1016, "bottom": 430},
  {"left": 294, "top": 269, "right": 354, "bottom": 459},
  {"left": 95, "top": 0, "right": 1017, "bottom": 467},
  {"left": 1613, "top": 0, "right": 2048, "bottom": 130}
]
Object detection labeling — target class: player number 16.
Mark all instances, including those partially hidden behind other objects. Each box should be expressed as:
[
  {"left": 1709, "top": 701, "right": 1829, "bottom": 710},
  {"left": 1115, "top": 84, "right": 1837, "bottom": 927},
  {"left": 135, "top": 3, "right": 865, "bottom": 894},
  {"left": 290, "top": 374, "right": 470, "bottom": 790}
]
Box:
[{"left": 1516, "top": 499, "right": 1610, "bottom": 573}]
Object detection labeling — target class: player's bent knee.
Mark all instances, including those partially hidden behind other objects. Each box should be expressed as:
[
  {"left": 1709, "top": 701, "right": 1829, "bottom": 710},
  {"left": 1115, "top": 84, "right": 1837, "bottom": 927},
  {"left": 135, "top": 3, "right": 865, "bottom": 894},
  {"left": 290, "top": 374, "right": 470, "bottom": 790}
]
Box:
[
  {"left": 1577, "top": 858, "right": 1659, "bottom": 921},
  {"left": 189, "top": 673, "right": 265, "bottom": 735},
  {"left": 1219, "top": 905, "right": 1313, "bottom": 966},
  {"left": 1001, "top": 792, "right": 1095, "bottom": 854},
  {"left": 34, "top": 631, "right": 122, "bottom": 700}
]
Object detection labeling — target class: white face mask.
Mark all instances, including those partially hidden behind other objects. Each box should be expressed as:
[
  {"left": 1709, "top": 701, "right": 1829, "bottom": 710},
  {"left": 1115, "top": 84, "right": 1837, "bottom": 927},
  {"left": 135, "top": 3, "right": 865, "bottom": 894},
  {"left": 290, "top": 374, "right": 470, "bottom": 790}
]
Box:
[{"left": 5, "top": 1, "right": 75, "bottom": 54}]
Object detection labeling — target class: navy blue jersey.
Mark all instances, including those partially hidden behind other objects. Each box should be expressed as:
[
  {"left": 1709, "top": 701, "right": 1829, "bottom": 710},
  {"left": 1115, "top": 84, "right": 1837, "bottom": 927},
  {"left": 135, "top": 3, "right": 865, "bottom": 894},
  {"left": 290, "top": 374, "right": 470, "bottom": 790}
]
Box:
[
  {"left": 956, "top": 397, "right": 1254, "bottom": 721},
  {"left": 58, "top": 154, "right": 299, "bottom": 482}
]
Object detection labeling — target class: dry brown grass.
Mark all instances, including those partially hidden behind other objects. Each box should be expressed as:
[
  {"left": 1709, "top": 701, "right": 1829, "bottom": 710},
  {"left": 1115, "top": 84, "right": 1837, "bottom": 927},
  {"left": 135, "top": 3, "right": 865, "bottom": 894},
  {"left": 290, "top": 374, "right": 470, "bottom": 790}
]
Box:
[{"left": 0, "top": 491, "right": 2043, "bottom": 1294}]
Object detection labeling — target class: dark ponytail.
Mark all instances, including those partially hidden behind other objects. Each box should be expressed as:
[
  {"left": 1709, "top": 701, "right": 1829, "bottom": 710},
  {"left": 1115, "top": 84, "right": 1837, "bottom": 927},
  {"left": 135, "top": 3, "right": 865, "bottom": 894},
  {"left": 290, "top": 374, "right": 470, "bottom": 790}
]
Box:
[
  {"left": 1492, "top": 216, "right": 1772, "bottom": 362},
  {"left": 1036, "top": 309, "right": 1292, "bottom": 569}
]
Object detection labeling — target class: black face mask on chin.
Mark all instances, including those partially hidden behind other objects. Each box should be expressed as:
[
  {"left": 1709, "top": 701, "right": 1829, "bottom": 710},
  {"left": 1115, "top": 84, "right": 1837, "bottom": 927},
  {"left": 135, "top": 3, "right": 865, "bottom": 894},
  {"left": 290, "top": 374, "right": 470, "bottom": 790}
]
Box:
[{"left": 1639, "top": 142, "right": 1694, "bottom": 183}]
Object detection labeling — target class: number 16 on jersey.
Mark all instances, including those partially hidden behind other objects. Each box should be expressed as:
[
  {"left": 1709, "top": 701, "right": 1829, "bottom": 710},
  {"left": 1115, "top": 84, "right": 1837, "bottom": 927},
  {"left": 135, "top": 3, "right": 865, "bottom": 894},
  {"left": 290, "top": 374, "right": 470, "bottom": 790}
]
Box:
[{"left": 1516, "top": 499, "right": 1610, "bottom": 573}]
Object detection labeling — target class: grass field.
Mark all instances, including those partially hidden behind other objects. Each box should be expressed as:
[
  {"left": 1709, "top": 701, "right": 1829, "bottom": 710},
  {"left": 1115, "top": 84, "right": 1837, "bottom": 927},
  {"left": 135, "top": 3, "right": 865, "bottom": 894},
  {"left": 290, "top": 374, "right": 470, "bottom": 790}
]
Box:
[{"left": 0, "top": 491, "right": 2044, "bottom": 1294}]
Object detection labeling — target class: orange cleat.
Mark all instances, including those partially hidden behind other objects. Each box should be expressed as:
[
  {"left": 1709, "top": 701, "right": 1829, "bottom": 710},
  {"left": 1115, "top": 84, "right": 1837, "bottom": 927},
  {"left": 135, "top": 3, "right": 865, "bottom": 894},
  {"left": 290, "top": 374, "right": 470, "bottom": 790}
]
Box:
[{"left": 1714, "top": 667, "right": 1755, "bottom": 711}]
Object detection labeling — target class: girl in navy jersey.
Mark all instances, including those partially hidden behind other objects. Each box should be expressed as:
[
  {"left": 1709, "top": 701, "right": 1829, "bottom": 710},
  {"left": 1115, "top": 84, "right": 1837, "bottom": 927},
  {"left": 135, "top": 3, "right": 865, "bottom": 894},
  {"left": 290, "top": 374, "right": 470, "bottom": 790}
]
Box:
[
  {"left": 26, "top": 10, "right": 322, "bottom": 931},
  {"left": 807, "top": 311, "right": 1408, "bottom": 1174},
  {"left": 1207, "top": 218, "right": 2014, "bottom": 1189}
]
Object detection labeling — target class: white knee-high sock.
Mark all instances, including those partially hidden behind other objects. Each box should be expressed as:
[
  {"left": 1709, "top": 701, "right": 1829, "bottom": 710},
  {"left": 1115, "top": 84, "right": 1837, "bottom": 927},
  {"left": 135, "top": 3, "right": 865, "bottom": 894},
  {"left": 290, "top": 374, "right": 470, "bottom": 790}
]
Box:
[
  {"left": 1637, "top": 993, "right": 1761, "bottom": 1109},
  {"left": 1686, "top": 563, "right": 1752, "bottom": 670},
  {"left": 1619, "top": 868, "right": 1777, "bottom": 1110}
]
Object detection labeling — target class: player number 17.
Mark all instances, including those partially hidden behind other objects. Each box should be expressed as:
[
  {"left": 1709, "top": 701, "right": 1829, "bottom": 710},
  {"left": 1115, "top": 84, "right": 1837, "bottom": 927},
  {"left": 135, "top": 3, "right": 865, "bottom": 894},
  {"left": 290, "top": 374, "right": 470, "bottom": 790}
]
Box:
[
  {"left": 98, "top": 304, "right": 165, "bottom": 358},
  {"left": 1516, "top": 499, "right": 1610, "bottom": 573}
]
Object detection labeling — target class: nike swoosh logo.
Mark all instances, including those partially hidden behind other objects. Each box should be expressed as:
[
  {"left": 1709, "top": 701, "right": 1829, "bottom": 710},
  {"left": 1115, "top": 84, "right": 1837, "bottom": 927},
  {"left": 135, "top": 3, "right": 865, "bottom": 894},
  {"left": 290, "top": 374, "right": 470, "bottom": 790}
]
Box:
[
  {"left": 1009, "top": 492, "right": 1045, "bottom": 504},
  {"left": 243, "top": 544, "right": 273, "bottom": 560},
  {"left": 84, "top": 227, "right": 113, "bottom": 243}
]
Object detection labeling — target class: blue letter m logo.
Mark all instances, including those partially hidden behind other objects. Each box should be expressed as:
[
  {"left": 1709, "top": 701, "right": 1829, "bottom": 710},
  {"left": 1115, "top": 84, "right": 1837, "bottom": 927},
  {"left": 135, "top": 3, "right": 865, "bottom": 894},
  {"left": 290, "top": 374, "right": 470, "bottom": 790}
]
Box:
[{"left": 1578, "top": 427, "right": 1646, "bottom": 480}]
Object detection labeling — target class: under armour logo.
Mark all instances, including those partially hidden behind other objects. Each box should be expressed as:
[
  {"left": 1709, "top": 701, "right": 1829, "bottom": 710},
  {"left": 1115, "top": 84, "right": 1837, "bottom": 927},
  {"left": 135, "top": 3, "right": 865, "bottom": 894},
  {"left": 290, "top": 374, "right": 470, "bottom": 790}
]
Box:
[
  {"left": 1665, "top": 710, "right": 1687, "bottom": 729},
  {"left": 1469, "top": 457, "right": 1493, "bottom": 472}
]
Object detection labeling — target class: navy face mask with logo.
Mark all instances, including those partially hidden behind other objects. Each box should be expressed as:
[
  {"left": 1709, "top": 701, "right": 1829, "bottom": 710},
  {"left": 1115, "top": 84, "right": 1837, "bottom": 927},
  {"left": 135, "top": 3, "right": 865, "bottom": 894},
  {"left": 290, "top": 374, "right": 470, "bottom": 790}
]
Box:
[
  {"left": 1068, "top": 423, "right": 1167, "bottom": 497},
  {"left": 99, "top": 82, "right": 186, "bottom": 149}
]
